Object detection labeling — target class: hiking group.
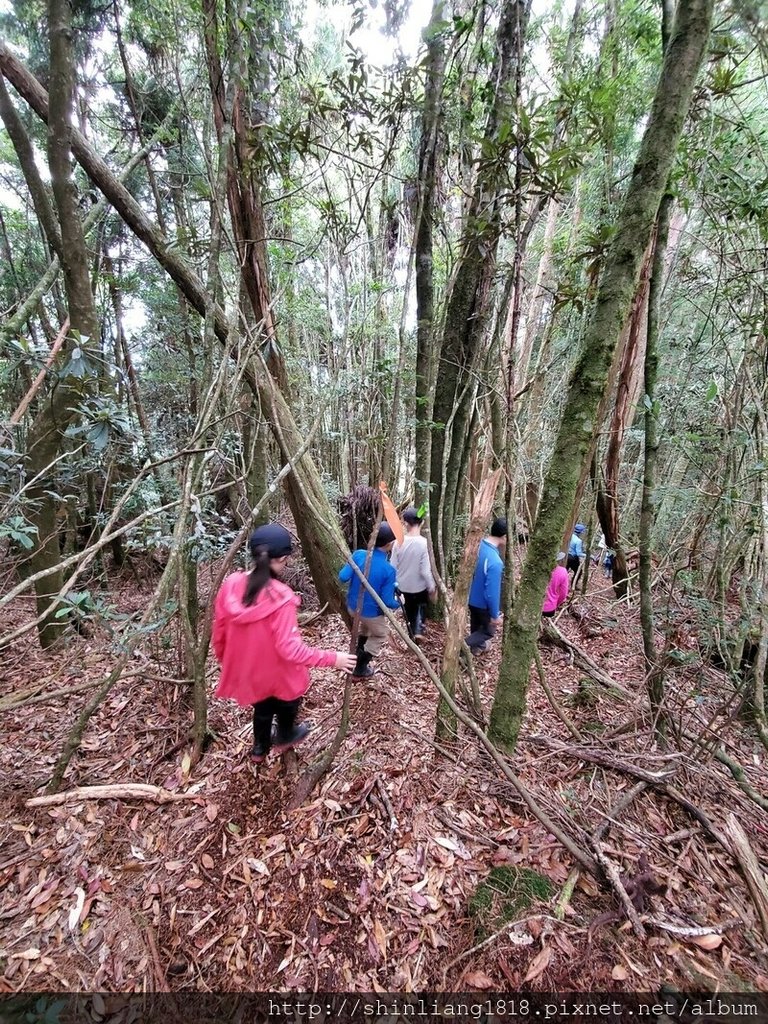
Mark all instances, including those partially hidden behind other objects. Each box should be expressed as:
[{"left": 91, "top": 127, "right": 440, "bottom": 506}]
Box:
[{"left": 212, "top": 509, "right": 580, "bottom": 764}]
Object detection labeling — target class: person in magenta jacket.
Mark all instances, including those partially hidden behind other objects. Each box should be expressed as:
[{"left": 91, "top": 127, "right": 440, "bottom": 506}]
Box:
[
  {"left": 214, "top": 523, "right": 356, "bottom": 763},
  {"left": 542, "top": 552, "right": 569, "bottom": 617}
]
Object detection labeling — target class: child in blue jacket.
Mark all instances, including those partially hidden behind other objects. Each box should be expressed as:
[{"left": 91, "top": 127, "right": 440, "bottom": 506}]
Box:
[
  {"left": 340, "top": 524, "right": 400, "bottom": 678},
  {"left": 465, "top": 517, "right": 507, "bottom": 654}
]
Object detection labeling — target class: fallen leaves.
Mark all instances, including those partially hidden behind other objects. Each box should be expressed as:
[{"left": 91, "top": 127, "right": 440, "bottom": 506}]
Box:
[
  {"left": 3, "top": 580, "right": 767, "bottom": 996},
  {"left": 523, "top": 945, "right": 553, "bottom": 982}
]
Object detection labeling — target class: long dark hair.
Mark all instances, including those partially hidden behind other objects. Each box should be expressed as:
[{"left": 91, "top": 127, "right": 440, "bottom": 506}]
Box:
[{"left": 243, "top": 544, "right": 272, "bottom": 606}]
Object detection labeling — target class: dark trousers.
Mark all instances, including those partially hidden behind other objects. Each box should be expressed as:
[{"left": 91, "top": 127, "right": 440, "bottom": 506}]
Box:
[
  {"left": 566, "top": 554, "right": 580, "bottom": 574},
  {"left": 466, "top": 605, "right": 496, "bottom": 653},
  {"left": 252, "top": 696, "right": 301, "bottom": 750},
  {"left": 402, "top": 590, "right": 429, "bottom": 638}
]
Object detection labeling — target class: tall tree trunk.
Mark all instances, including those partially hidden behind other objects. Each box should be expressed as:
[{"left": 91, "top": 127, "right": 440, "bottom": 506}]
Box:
[
  {"left": 597, "top": 245, "right": 653, "bottom": 598},
  {"left": 488, "top": 0, "right": 715, "bottom": 752},
  {"left": 414, "top": 0, "right": 446, "bottom": 510},
  {"left": 640, "top": 194, "right": 673, "bottom": 740},
  {"left": 429, "top": 0, "right": 531, "bottom": 574},
  {"left": 21, "top": 0, "right": 101, "bottom": 647}
]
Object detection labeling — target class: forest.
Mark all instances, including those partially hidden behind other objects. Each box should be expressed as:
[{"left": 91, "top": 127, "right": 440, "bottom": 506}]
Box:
[{"left": 1, "top": 0, "right": 768, "bottom": 1004}]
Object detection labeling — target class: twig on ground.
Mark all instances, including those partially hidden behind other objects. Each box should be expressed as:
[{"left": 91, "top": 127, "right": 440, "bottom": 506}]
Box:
[
  {"left": 541, "top": 621, "right": 632, "bottom": 698},
  {"left": 26, "top": 784, "right": 202, "bottom": 807},
  {"left": 375, "top": 777, "right": 398, "bottom": 831},
  {"left": 646, "top": 917, "right": 742, "bottom": 938},
  {"left": 534, "top": 645, "right": 583, "bottom": 741},
  {"left": 589, "top": 838, "right": 647, "bottom": 939}
]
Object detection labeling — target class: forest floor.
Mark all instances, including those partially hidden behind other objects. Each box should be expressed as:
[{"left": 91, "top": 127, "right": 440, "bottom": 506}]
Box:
[{"left": 1, "top": 556, "right": 768, "bottom": 997}]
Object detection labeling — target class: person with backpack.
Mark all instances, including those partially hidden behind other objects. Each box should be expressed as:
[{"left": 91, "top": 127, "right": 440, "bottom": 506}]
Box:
[
  {"left": 390, "top": 506, "right": 437, "bottom": 644},
  {"left": 465, "top": 517, "right": 507, "bottom": 655},
  {"left": 567, "top": 523, "right": 587, "bottom": 575},
  {"left": 339, "top": 523, "right": 400, "bottom": 678},
  {"left": 213, "top": 523, "right": 356, "bottom": 764}
]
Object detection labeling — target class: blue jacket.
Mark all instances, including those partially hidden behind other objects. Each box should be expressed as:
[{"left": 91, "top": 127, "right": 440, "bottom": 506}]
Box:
[
  {"left": 468, "top": 539, "right": 504, "bottom": 619},
  {"left": 339, "top": 548, "right": 399, "bottom": 618},
  {"left": 568, "top": 533, "right": 585, "bottom": 558}
]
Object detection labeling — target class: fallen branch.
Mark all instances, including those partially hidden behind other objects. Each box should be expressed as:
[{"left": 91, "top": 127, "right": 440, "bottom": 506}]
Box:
[
  {"left": 647, "top": 916, "right": 742, "bottom": 938},
  {"left": 26, "top": 784, "right": 201, "bottom": 807},
  {"left": 534, "top": 645, "right": 582, "bottom": 741},
  {"left": 531, "top": 736, "right": 679, "bottom": 785},
  {"left": 9, "top": 317, "right": 69, "bottom": 424},
  {"left": 724, "top": 813, "right": 768, "bottom": 941},
  {"left": 541, "top": 621, "right": 632, "bottom": 697},
  {"left": 589, "top": 839, "right": 646, "bottom": 939},
  {"left": 375, "top": 776, "right": 398, "bottom": 831},
  {"left": 532, "top": 736, "right": 768, "bottom": 940}
]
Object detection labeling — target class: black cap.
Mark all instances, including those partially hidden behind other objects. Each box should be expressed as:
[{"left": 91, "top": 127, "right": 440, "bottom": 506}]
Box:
[
  {"left": 249, "top": 523, "right": 293, "bottom": 558},
  {"left": 402, "top": 506, "right": 421, "bottom": 525},
  {"left": 375, "top": 523, "right": 396, "bottom": 547},
  {"left": 490, "top": 517, "right": 508, "bottom": 538}
]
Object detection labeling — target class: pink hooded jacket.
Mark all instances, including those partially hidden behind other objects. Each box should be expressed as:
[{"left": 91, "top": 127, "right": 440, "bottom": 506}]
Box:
[
  {"left": 213, "top": 572, "right": 336, "bottom": 706},
  {"left": 542, "top": 565, "right": 569, "bottom": 614}
]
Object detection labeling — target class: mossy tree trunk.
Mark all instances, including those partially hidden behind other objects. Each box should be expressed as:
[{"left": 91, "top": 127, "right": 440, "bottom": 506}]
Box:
[
  {"left": 20, "top": 0, "right": 101, "bottom": 647},
  {"left": 488, "top": 0, "right": 716, "bottom": 752}
]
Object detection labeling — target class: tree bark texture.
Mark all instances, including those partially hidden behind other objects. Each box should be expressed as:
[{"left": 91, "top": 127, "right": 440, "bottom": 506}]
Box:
[
  {"left": 488, "top": 0, "right": 716, "bottom": 751},
  {"left": 19, "top": 0, "right": 101, "bottom": 647},
  {"left": 413, "top": 0, "right": 446, "bottom": 510},
  {"left": 428, "top": 0, "right": 531, "bottom": 573}
]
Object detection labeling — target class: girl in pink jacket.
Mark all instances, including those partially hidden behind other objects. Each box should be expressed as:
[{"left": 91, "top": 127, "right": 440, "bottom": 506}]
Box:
[
  {"left": 213, "top": 523, "right": 355, "bottom": 763},
  {"left": 542, "top": 552, "right": 569, "bottom": 617}
]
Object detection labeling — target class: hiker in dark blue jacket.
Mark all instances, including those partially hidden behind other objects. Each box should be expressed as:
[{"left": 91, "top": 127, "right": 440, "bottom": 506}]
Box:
[
  {"left": 339, "top": 524, "right": 400, "bottom": 678},
  {"left": 465, "top": 517, "right": 507, "bottom": 654}
]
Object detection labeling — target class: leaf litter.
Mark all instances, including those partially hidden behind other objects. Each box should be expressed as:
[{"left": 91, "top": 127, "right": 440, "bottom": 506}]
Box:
[{"left": 1, "top": 565, "right": 767, "bottom": 993}]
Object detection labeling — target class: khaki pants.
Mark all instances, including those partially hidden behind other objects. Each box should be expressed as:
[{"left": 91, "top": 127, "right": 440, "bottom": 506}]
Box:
[{"left": 361, "top": 615, "right": 389, "bottom": 656}]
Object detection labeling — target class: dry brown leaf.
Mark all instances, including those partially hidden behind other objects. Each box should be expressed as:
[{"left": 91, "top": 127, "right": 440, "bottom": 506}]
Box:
[
  {"left": 523, "top": 945, "right": 552, "bottom": 982},
  {"left": 611, "top": 964, "right": 628, "bottom": 981},
  {"left": 463, "top": 970, "right": 495, "bottom": 990},
  {"left": 319, "top": 878, "right": 337, "bottom": 889},
  {"left": 689, "top": 934, "right": 722, "bottom": 950},
  {"left": 201, "top": 854, "right": 214, "bottom": 870},
  {"left": 374, "top": 919, "right": 387, "bottom": 956},
  {"left": 181, "top": 877, "right": 203, "bottom": 890}
]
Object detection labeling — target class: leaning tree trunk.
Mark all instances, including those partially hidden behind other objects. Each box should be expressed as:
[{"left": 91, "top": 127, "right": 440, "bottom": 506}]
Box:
[
  {"left": 0, "top": 41, "right": 350, "bottom": 621},
  {"left": 488, "top": 0, "right": 716, "bottom": 752},
  {"left": 21, "top": 0, "right": 101, "bottom": 647}
]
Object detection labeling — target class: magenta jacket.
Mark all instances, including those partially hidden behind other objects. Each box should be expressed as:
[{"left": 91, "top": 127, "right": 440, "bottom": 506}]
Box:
[
  {"left": 542, "top": 565, "right": 569, "bottom": 614},
  {"left": 213, "top": 572, "right": 336, "bottom": 706}
]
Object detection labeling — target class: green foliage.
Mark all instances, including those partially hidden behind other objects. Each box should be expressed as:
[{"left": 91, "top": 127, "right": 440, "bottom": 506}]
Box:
[{"left": 0, "top": 514, "right": 38, "bottom": 550}]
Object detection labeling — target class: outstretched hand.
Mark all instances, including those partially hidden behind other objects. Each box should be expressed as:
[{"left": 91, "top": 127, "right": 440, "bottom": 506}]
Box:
[{"left": 335, "top": 651, "right": 357, "bottom": 672}]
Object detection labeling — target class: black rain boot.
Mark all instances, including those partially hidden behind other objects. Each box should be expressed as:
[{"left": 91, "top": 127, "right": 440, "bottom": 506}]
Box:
[
  {"left": 352, "top": 650, "right": 374, "bottom": 679},
  {"left": 273, "top": 699, "right": 310, "bottom": 755}
]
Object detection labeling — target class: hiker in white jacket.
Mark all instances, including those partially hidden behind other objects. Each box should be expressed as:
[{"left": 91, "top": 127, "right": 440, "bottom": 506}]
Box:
[{"left": 390, "top": 507, "right": 436, "bottom": 644}]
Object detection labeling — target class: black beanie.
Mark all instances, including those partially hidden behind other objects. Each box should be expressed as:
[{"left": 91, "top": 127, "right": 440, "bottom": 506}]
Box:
[
  {"left": 375, "top": 523, "right": 396, "bottom": 547},
  {"left": 490, "top": 517, "right": 508, "bottom": 538},
  {"left": 249, "top": 523, "right": 293, "bottom": 558},
  {"left": 402, "top": 506, "right": 421, "bottom": 525}
]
